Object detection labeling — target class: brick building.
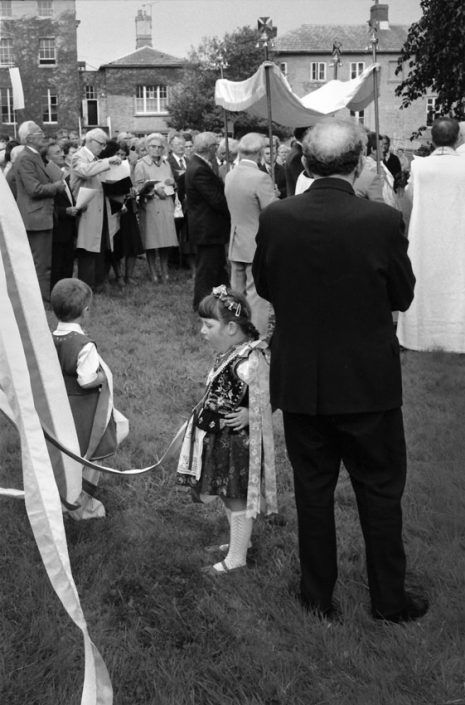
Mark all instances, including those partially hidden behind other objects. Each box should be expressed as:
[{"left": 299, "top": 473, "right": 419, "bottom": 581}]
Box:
[
  {"left": 274, "top": 4, "right": 437, "bottom": 147},
  {"left": 0, "top": 0, "right": 79, "bottom": 136},
  {"left": 79, "top": 10, "right": 185, "bottom": 136}
]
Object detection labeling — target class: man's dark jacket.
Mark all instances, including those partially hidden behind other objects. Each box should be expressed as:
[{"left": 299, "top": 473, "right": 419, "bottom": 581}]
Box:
[
  {"left": 284, "top": 142, "right": 303, "bottom": 196},
  {"left": 185, "top": 154, "right": 230, "bottom": 246},
  {"left": 252, "top": 178, "right": 415, "bottom": 415}
]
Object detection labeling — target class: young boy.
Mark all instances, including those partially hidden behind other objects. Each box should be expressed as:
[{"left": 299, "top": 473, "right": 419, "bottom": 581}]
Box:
[{"left": 51, "top": 278, "right": 127, "bottom": 517}]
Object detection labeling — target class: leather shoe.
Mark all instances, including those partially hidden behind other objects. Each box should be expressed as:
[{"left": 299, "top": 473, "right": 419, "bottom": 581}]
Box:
[{"left": 373, "top": 592, "right": 429, "bottom": 623}]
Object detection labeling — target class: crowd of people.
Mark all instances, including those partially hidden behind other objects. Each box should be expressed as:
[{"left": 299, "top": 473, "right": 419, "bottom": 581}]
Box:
[{"left": 4, "top": 112, "right": 465, "bottom": 624}]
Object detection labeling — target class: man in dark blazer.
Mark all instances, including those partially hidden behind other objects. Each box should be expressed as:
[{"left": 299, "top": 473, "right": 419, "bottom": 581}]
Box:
[
  {"left": 260, "top": 137, "right": 287, "bottom": 199},
  {"left": 253, "top": 118, "right": 428, "bottom": 624},
  {"left": 44, "top": 141, "right": 80, "bottom": 289},
  {"left": 185, "top": 132, "right": 230, "bottom": 309},
  {"left": 15, "top": 121, "right": 65, "bottom": 301},
  {"left": 284, "top": 126, "right": 308, "bottom": 196}
]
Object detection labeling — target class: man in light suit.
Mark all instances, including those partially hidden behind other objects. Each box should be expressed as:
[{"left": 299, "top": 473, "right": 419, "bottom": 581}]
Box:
[
  {"left": 15, "top": 121, "right": 65, "bottom": 301},
  {"left": 253, "top": 118, "right": 428, "bottom": 624},
  {"left": 185, "top": 132, "right": 230, "bottom": 309},
  {"left": 225, "top": 133, "right": 276, "bottom": 336},
  {"left": 70, "top": 128, "right": 121, "bottom": 291}
]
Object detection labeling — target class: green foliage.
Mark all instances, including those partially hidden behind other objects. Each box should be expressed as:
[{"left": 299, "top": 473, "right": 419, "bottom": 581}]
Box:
[
  {"left": 2, "top": 265, "right": 465, "bottom": 703},
  {"left": 396, "top": 0, "right": 465, "bottom": 130},
  {"left": 167, "top": 26, "right": 290, "bottom": 138}
]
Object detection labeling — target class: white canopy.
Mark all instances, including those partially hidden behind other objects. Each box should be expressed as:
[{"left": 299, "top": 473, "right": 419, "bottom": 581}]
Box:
[{"left": 215, "top": 62, "right": 379, "bottom": 127}]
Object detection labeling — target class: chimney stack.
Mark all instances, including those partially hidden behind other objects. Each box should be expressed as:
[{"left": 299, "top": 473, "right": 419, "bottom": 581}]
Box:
[
  {"left": 370, "top": 3, "right": 390, "bottom": 30},
  {"left": 135, "top": 8, "right": 152, "bottom": 49}
]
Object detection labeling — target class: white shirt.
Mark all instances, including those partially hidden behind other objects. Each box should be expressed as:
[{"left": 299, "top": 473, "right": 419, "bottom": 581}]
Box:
[{"left": 53, "top": 321, "right": 100, "bottom": 387}]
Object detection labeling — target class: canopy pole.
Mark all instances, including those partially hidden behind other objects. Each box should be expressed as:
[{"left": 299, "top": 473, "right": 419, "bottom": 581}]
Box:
[
  {"left": 257, "top": 17, "right": 278, "bottom": 188},
  {"left": 264, "top": 62, "right": 275, "bottom": 186},
  {"left": 369, "top": 10, "right": 381, "bottom": 174},
  {"left": 216, "top": 55, "right": 230, "bottom": 173}
]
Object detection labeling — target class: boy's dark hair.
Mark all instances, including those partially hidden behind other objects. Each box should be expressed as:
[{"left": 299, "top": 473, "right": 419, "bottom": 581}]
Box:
[
  {"left": 51, "top": 278, "right": 92, "bottom": 322},
  {"left": 198, "top": 286, "right": 259, "bottom": 340}
]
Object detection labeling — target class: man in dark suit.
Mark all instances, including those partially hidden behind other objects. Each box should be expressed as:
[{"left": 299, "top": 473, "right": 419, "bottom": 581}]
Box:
[
  {"left": 44, "top": 141, "right": 80, "bottom": 289},
  {"left": 185, "top": 132, "right": 230, "bottom": 309},
  {"left": 15, "top": 121, "right": 65, "bottom": 301},
  {"left": 253, "top": 118, "right": 428, "bottom": 623},
  {"left": 381, "top": 135, "right": 402, "bottom": 178},
  {"left": 260, "top": 137, "right": 287, "bottom": 199},
  {"left": 284, "top": 126, "right": 308, "bottom": 196}
]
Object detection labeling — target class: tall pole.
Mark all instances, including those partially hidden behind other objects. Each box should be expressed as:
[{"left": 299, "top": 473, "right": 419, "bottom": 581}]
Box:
[
  {"left": 368, "top": 8, "right": 381, "bottom": 174},
  {"left": 257, "top": 17, "right": 278, "bottom": 186},
  {"left": 215, "top": 53, "right": 230, "bottom": 172},
  {"left": 331, "top": 40, "right": 342, "bottom": 80}
]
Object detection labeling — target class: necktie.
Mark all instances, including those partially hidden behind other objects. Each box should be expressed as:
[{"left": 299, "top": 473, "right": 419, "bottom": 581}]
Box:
[{"left": 179, "top": 158, "right": 186, "bottom": 170}]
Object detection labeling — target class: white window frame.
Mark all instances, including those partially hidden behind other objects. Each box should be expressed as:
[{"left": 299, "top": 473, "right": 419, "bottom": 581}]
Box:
[
  {"left": 0, "top": 87, "right": 14, "bottom": 123},
  {"left": 42, "top": 88, "right": 57, "bottom": 123},
  {"left": 350, "top": 109, "right": 365, "bottom": 125},
  {"left": 279, "top": 62, "right": 288, "bottom": 76},
  {"left": 350, "top": 61, "right": 365, "bottom": 79},
  {"left": 39, "top": 37, "right": 56, "bottom": 66},
  {"left": 37, "top": 0, "right": 53, "bottom": 17},
  {"left": 310, "top": 62, "right": 326, "bottom": 82},
  {"left": 135, "top": 85, "right": 168, "bottom": 115},
  {"left": 0, "top": 38, "right": 14, "bottom": 67},
  {"left": 0, "top": 1, "right": 12, "bottom": 17}
]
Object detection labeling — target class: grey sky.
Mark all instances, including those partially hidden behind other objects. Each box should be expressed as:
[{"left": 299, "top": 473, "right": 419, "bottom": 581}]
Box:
[{"left": 76, "top": 0, "right": 422, "bottom": 70}]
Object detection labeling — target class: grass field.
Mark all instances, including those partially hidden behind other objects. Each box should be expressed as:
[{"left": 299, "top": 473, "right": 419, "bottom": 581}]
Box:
[{"left": 1, "top": 260, "right": 465, "bottom": 705}]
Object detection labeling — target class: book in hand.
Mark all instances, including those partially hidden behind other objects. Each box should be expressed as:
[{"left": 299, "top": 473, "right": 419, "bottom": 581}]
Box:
[{"left": 138, "top": 179, "right": 159, "bottom": 197}]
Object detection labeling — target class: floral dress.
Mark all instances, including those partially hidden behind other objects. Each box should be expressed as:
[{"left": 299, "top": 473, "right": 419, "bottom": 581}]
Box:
[{"left": 176, "top": 339, "right": 277, "bottom": 518}]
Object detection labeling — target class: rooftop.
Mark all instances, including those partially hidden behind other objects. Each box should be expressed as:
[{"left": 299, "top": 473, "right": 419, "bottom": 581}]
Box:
[
  {"left": 276, "top": 24, "right": 408, "bottom": 54},
  {"left": 101, "top": 46, "right": 185, "bottom": 69}
]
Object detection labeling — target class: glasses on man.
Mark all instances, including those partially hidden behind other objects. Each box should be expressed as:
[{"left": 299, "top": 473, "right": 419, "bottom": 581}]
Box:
[{"left": 92, "top": 138, "right": 106, "bottom": 146}]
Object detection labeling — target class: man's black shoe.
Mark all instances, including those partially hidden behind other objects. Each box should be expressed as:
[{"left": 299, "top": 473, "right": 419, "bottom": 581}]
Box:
[{"left": 373, "top": 592, "right": 429, "bottom": 624}]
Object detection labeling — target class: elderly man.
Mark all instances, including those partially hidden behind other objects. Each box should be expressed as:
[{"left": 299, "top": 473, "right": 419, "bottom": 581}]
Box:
[
  {"left": 70, "top": 128, "right": 121, "bottom": 291},
  {"left": 253, "top": 118, "right": 427, "bottom": 623},
  {"left": 225, "top": 132, "right": 276, "bottom": 335},
  {"left": 185, "top": 132, "right": 230, "bottom": 309},
  {"left": 14, "top": 121, "right": 66, "bottom": 301},
  {"left": 397, "top": 117, "right": 465, "bottom": 352}
]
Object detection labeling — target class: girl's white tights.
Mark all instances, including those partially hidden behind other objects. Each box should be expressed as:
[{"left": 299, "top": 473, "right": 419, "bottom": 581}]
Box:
[{"left": 213, "top": 510, "right": 253, "bottom": 572}]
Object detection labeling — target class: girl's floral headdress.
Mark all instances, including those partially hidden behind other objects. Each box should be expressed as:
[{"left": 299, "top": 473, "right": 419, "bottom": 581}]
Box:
[{"left": 212, "top": 285, "right": 242, "bottom": 318}]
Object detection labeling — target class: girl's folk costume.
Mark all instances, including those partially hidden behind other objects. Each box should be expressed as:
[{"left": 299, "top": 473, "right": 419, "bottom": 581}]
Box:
[{"left": 176, "top": 338, "right": 277, "bottom": 520}]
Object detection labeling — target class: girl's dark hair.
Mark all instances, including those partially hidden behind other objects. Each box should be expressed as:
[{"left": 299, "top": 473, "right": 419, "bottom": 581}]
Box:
[{"left": 198, "top": 287, "right": 259, "bottom": 340}]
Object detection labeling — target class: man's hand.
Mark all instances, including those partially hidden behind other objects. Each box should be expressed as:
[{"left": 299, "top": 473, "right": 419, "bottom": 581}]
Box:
[
  {"left": 224, "top": 407, "right": 249, "bottom": 431},
  {"left": 66, "top": 206, "right": 80, "bottom": 217},
  {"left": 55, "top": 180, "right": 66, "bottom": 193},
  {"left": 109, "top": 156, "right": 122, "bottom": 166}
]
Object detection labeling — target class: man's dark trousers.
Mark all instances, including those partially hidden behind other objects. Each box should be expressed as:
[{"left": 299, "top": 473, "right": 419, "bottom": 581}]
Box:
[
  {"left": 193, "top": 244, "right": 229, "bottom": 310},
  {"left": 283, "top": 408, "right": 407, "bottom": 616}
]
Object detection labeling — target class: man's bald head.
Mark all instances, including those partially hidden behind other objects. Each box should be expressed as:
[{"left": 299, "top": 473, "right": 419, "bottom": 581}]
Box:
[{"left": 302, "top": 119, "right": 367, "bottom": 178}]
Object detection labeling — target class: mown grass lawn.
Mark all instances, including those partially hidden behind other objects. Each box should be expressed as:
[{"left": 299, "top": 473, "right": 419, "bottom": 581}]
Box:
[{"left": 1, "top": 260, "right": 465, "bottom": 705}]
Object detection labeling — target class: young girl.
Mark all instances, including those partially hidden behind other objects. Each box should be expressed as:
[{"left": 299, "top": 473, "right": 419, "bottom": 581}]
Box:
[{"left": 177, "top": 285, "right": 277, "bottom": 574}]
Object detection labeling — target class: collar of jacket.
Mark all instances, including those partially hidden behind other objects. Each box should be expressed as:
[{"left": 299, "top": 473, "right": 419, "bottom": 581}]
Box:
[{"left": 308, "top": 177, "right": 355, "bottom": 194}]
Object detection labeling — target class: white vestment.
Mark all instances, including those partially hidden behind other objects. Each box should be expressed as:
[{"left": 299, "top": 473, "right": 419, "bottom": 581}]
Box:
[{"left": 397, "top": 148, "right": 465, "bottom": 352}]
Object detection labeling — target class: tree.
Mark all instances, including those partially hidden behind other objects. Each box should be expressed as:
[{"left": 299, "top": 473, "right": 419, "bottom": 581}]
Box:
[
  {"left": 395, "top": 0, "right": 465, "bottom": 132},
  {"left": 167, "top": 26, "right": 290, "bottom": 138}
]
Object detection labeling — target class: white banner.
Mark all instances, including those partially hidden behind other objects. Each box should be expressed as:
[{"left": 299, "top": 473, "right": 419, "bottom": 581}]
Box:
[{"left": 9, "top": 67, "right": 25, "bottom": 111}]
